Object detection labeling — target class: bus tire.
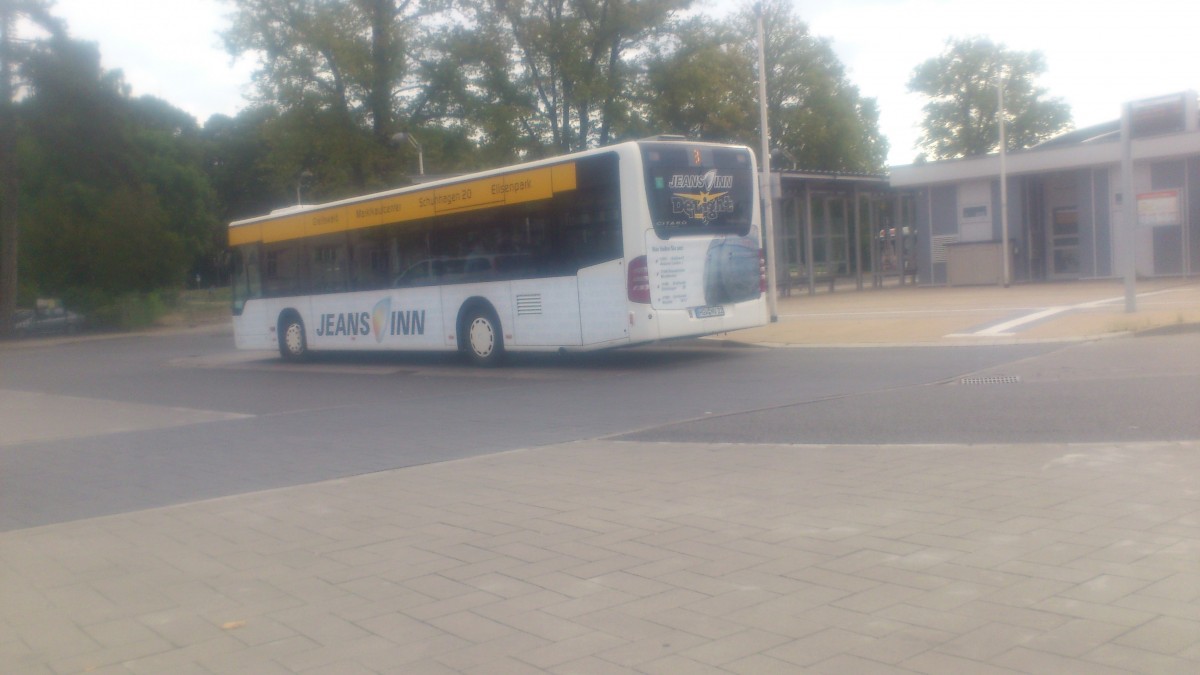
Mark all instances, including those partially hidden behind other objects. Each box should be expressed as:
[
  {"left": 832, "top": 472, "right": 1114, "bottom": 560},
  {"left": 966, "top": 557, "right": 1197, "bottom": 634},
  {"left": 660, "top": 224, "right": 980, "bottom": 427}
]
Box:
[
  {"left": 461, "top": 304, "right": 505, "bottom": 367},
  {"left": 278, "top": 311, "right": 309, "bottom": 361}
]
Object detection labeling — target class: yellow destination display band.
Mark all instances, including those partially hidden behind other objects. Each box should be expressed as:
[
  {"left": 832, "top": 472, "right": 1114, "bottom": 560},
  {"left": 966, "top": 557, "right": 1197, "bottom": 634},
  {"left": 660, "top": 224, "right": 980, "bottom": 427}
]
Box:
[{"left": 229, "top": 162, "right": 577, "bottom": 246}]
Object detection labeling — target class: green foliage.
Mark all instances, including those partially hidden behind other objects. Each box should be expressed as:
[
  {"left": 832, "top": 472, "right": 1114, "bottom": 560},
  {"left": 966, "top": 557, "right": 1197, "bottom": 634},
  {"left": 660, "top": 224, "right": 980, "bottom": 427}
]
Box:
[
  {"left": 201, "top": 108, "right": 285, "bottom": 222},
  {"left": 908, "top": 37, "right": 1073, "bottom": 160},
  {"left": 638, "top": 17, "right": 754, "bottom": 142},
  {"left": 223, "top": 0, "right": 448, "bottom": 188},
  {"left": 444, "top": 0, "right": 693, "bottom": 155},
  {"left": 87, "top": 291, "right": 170, "bottom": 330},
  {"left": 638, "top": 1, "right": 887, "bottom": 173},
  {"left": 13, "top": 33, "right": 218, "bottom": 303}
]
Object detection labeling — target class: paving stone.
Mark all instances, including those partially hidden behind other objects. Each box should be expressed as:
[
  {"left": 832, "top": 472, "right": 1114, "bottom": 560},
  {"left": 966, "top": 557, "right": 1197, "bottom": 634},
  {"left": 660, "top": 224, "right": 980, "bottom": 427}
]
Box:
[
  {"left": 900, "top": 649, "right": 1025, "bottom": 675},
  {"left": 833, "top": 582, "right": 926, "bottom": 613},
  {"left": 1084, "top": 642, "right": 1200, "bottom": 673},
  {"left": 764, "top": 627, "right": 876, "bottom": 667},
  {"left": 808, "top": 654, "right": 924, "bottom": 673},
  {"left": 849, "top": 625, "right": 955, "bottom": 664},
  {"left": 1115, "top": 592, "right": 1200, "bottom": 621},
  {"left": 678, "top": 628, "right": 793, "bottom": 666},
  {"left": 1113, "top": 616, "right": 1200, "bottom": 655},
  {"left": 723, "top": 652, "right": 820, "bottom": 674},
  {"left": 1020, "top": 618, "right": 1130, "bottom": 658},
  {"left": 594, "top": 631, "right": 709, "bottom": 668},
  {"left": 993, "top": 646, "right": 1132, "bottom": 675},
  {"left": 1060, "top": 574, "right": 1153, "bottom": 604},
  {"left": 543, "top": 655, "right": 636, "bottom": 675},
  {"left": 936, "top": 621, "right": 1043, "bottom": 661},
  {"left": 513, "top": 631, "right": 627, "bottom": 670},
  {"left": 430, "top": 631, "right": 550, "bottom": 672}
]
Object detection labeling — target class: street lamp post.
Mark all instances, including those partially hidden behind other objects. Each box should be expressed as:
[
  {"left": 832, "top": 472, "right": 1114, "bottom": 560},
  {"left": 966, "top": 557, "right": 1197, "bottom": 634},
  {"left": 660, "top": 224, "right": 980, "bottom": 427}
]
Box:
[
  {"left": 1120, "top": 103, "right": 1137, "bottom": 312},
  {"left": 755, "top": 4, "right": 779, "bottom": 322},
  {"left": 295, "top": 170, "right": 313, "bottom": 205},
  {"left": 392, "top": 132, "right": 424, "bottom": 176},
  {"left": 998, "top": 68, "right": 1010, "bottom": 287}
]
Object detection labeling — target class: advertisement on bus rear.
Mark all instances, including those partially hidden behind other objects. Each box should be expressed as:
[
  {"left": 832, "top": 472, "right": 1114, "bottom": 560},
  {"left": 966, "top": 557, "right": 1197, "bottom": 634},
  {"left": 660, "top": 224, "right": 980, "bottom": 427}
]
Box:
[
  {"left": 646, "top": 233, "right": 762, "bottom": 312},
  {"left": 641, "top": 144, "right": 755, "bottom": 238}
]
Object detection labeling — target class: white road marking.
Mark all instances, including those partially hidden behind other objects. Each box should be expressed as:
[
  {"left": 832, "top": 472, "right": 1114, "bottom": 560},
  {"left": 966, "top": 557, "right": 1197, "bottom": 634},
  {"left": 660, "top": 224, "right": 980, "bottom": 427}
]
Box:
[{"left": 947, "top": 288, "right": 1183, "bottom": 338}]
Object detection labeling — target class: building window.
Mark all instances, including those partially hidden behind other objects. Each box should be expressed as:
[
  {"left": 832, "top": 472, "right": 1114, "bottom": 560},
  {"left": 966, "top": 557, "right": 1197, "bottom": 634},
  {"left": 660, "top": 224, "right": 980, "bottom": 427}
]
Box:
[{"left": 962, "top": 205, "right": 988, "bottom": 220}]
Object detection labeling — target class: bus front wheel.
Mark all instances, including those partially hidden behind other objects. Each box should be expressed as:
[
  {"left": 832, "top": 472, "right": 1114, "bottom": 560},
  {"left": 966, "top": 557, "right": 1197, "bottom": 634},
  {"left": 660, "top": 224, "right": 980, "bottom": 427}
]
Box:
[
  {"left": 462, "top": 306, "right": 504, "bottom": 367},
  {"left": 278, "top": 313, "right": 308, "bottom": 361}
]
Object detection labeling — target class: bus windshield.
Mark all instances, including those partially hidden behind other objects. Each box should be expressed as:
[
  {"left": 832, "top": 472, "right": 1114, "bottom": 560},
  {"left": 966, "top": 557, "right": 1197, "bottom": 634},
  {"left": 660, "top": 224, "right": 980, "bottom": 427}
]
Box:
[{"left": 641, "top": 143, "right": 754, "bottom": 238}]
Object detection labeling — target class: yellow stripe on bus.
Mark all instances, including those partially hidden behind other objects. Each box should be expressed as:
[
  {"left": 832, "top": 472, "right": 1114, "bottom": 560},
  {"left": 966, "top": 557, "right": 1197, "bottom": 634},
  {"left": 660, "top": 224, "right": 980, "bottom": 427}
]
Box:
[
  {"left": 227, "top": 223, "right": 262, "bottom": 247},
  {"left": 229, "top": 162, "right": 577, "bottom": 246}
]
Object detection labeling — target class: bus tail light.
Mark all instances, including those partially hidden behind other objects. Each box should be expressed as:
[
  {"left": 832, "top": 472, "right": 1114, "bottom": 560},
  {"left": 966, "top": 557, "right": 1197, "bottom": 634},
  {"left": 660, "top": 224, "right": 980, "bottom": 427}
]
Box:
[
  {"left": 759, "top": 249, "right": 767, "bottom": 294},
  {"left": 628, "top": 256, "right": 651, "bottom": 304}
]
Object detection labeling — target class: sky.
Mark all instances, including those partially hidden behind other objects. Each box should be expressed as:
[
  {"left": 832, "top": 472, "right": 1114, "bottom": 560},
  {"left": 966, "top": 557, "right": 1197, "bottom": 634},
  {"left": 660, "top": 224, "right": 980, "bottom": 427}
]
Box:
[{"left": 42, "top": 0, "right": 1200, "bottom": 167}]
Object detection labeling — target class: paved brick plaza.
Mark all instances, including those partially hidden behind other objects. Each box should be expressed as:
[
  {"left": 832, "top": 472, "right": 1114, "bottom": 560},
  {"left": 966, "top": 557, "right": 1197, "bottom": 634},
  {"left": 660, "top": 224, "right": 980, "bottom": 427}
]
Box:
[{"left": 4, "top": 438, "right": 1198, "bottom": 673}]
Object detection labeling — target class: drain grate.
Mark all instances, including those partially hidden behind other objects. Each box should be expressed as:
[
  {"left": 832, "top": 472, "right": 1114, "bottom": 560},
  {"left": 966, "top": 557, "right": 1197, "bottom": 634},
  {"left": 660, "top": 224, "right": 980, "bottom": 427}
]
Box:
[{"left": 960, "top": 375, "right": 1022, "bottom": 385}]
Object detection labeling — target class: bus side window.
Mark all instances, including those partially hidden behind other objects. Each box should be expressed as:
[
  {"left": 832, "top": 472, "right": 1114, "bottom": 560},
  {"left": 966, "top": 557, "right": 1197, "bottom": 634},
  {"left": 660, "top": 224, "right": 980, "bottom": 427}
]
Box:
[
  {"left": 310, "top": 237, "right": 350, "bottom": 294},
  {"left": 231, "top": 245, "right": 263, "bottom": 313},
  {"left": 348, "top": 229, "right": 391, "bottom": 291},
  {"left": 263, "top": 242, "right": 306, "bottom": 297}
]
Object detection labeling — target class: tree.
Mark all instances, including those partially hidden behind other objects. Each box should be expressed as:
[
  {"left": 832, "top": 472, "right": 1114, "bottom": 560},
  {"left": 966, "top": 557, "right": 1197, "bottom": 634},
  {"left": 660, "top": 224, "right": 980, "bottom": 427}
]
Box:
[
  {"left": 748, "top": 1, "right": 887, "bottom": 172},
  {"left": 908, "top": 37, "right": 1072, "bottom": 160},
  {"left": 12, "top": 29, "right": 221, "bottom": 307},
  {"left": 637, "top": 17, "right": 755, "bottom": 142},
  {"left": 638, "top": 1, "right": 887, "bottom": 173},
  {"left": 223, "top": 0, "right": 446, "bottom": 190},
  {"left": 448, "top": 0, "right": 692, "bottom": 155},
  {"left": 1, "top": 0, "right": 62, "bottom": 337}
]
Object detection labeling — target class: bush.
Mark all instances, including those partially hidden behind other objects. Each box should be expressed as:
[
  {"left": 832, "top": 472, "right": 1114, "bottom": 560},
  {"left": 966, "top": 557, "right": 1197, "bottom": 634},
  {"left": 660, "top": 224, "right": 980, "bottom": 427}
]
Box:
[
  {"left": 88, "top": 291, "right": 170, "bottom": 330},
  {"left": 158, "top": 288, "right": 181, "bottom": 309}
]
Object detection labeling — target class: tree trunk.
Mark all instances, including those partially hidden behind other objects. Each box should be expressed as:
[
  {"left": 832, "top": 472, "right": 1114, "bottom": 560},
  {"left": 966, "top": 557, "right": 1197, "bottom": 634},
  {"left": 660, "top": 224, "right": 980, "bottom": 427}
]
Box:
[
  {"left": 367, "top": 0, "right": 393, "bottom": 142},
  {"left": 0, "top": 8, "right": 19, "bottom": 337}
]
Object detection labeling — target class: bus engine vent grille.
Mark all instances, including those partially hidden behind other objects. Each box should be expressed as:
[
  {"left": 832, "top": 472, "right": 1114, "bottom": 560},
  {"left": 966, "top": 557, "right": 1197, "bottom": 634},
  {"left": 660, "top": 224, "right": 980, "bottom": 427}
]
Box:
[
  {"left": 960, "top": 375, "right": 1022, "bottom": 385},
  {"left": 516, "top": 294, "right": 543, "bottom": 316}
]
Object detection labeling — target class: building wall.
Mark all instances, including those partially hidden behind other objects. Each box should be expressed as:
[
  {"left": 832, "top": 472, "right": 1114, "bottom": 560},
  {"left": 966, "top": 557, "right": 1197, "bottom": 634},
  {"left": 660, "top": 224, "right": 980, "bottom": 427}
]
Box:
[
  {"left": 1091, "top": 168, "right": 1113, "bottom": 278},
  {"left": 1014, "top": 179, "right": 1033, "bottom": 282},
  {"left": 1075, "top": 170, "right": 1093, "bottom": 277},
  {"left": 1191, "top": 156, "right": 1200, "bottom": 274},
  {"left": 1150, "top": 159, "right": 1186, "bottom": 275},
  {"left": 1043, "top": 172, "right": 1079, "bottom": 278},
  {"left": 926, "top": 185, "right": 957, "bottom": 284},
  {"left": 957, "top": 181, "right": 992, "bottom": 242},
  {"left": 904, "top": 153, "right": 1200, "bottom": 285}
]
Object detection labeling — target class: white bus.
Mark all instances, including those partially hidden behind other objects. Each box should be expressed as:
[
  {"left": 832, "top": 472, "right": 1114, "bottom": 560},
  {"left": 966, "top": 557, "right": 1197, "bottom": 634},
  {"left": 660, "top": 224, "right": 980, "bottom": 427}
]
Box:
[{"left": 228, "top": 137, "right": 768, "bottom": 365}]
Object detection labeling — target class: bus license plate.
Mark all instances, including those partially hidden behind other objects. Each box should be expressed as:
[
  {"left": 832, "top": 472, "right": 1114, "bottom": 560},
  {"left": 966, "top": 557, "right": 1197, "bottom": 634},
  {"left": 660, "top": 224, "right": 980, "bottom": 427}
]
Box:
[{"left": 692, "top": 305, "right": 725, "bottom": 318}]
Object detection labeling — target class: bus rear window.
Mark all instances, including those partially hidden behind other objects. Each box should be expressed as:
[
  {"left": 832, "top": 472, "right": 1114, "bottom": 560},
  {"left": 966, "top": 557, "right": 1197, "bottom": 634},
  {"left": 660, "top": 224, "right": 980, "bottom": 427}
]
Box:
[{"left": 642, "top": 144, "right": 754, "bottom": 238}]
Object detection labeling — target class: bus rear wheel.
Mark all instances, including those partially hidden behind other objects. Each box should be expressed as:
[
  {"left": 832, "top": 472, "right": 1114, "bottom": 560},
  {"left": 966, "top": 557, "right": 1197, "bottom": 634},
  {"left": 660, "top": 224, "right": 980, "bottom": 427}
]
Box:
[
  {"left": 463, "top": 306, "right": 504, "bottom": 367},
  {"left": 278, "top": 313, "right": 308, "bottom": 361}
]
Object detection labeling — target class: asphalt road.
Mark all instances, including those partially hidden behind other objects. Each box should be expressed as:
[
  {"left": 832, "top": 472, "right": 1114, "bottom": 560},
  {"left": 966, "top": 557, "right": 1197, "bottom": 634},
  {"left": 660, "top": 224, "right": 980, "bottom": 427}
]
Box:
[{"left": 3, "top": 329, "right": 1199, "bottom": 531}]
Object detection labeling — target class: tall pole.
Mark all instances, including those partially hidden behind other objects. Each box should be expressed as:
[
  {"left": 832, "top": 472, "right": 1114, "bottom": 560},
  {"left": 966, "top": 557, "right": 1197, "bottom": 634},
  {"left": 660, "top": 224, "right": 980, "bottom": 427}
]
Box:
[
  {"left": 997, "top": 68, "right": 1010, "bottom": 287},
  {"left": 853, "top": 186, "right": 863, "bottom": 290},
  {"left": 755, "top": 4, "right": 778, "bottom": 322},
  {"left": 1120, "top": 103, "right": 1137, "bottom": 312}
]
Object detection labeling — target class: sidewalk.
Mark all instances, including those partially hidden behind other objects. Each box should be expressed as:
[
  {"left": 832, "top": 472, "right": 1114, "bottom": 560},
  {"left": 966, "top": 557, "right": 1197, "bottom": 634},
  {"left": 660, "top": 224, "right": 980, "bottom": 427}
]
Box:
[
  {"left": 4, "top": 439, "right": 1198, "bottom": 673},
  {"left": 727, "top": 278, "right": 1200, "bottom": 347}
]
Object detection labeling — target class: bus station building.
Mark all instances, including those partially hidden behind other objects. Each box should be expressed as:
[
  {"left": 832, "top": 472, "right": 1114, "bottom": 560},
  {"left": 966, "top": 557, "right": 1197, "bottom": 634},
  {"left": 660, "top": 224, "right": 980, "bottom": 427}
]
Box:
[{"left": 767, "top": 92, "right": 1200, "bottom": 290}]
